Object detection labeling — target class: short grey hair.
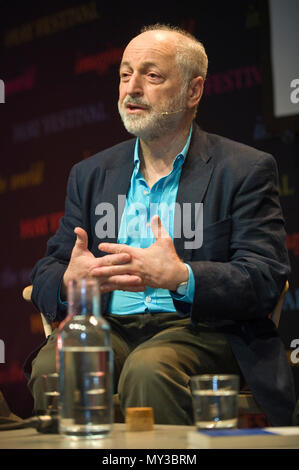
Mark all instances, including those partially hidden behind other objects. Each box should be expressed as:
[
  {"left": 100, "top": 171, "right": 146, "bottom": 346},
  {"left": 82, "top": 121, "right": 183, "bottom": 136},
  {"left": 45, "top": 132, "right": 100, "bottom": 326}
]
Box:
[{"left": 140, "top": 23, "right": 208, "bottom": 86}]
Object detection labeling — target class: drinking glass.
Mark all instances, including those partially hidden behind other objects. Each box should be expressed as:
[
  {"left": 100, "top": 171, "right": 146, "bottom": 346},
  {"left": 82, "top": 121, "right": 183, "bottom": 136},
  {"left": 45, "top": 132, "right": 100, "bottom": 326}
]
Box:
[{"left": 190, "top": 374, "right": 239, "bottom": 430}]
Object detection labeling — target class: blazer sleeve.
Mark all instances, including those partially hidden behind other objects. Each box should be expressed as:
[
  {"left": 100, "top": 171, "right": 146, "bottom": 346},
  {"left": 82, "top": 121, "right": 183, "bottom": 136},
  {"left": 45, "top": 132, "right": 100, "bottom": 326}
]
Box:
[
  {"left": 30, "top": 164, "right": 82, "bottom": 322},
  {"left": 184, "top": 153, "right": 290, "bottom": 323}
]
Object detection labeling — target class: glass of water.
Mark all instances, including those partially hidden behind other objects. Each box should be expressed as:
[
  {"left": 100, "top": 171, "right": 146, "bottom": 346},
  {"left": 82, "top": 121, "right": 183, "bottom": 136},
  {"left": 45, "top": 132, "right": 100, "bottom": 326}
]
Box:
[{"left": 190, "top": 374, "right": 240, "bottom": 430}]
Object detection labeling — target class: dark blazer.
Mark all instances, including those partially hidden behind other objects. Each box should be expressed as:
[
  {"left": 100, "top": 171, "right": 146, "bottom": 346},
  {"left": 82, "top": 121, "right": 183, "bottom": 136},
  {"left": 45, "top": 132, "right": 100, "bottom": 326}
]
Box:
[{"left": 30, "top": 123, "right": 296, "bottom": 426}]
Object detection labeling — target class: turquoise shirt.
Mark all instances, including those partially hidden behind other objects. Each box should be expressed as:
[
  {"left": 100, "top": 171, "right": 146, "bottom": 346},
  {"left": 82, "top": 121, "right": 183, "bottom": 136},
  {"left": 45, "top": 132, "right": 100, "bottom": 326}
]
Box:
[{"left": 108, "top": 124, "right": 195, "bottom": 314}]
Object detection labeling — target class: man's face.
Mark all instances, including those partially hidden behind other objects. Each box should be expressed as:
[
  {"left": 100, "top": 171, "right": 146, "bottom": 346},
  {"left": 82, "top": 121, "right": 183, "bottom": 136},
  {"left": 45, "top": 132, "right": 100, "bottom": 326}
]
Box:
[{"left": 118, "top": 31, "right": 189, "bottom": 141}]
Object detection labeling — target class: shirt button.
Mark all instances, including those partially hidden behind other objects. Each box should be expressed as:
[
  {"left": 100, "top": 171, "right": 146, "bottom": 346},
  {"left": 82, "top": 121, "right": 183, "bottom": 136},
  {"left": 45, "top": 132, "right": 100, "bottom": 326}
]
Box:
[
  {"left": 145, "top": 296, "right": 151, "bottom": 303},
  {"left": 144, "top": 190, "right": 149, "bottom": 195}
]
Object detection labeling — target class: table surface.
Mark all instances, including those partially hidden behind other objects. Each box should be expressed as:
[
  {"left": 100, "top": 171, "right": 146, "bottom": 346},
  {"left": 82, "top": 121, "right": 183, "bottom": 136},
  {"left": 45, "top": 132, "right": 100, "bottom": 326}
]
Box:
[
  {"left": 0, "top": 424, "right": 299, "bottom": 450},
  {"left": 0, "top": 423, "right": 192, "bottom": 449}
]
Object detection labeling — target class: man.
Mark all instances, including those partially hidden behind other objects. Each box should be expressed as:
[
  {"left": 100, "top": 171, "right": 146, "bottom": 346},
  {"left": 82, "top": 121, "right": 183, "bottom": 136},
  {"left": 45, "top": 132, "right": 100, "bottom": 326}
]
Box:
[{"left": 29, "top": 24, "right": 295, "bottom": 426}]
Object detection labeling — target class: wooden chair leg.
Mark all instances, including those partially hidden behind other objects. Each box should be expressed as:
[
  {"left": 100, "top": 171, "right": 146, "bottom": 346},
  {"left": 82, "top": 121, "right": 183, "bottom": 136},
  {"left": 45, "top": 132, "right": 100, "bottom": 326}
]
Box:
[{"left": 238, "top": 391, "right": 270, "bottom": 428}]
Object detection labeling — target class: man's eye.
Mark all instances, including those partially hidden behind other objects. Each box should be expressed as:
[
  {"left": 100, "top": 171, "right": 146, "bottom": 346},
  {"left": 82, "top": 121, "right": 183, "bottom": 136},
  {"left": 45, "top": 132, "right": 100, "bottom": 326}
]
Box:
[
  {"left": 147, "top": 73, "right": 163, "bottom": 83},
  {"left": 120, "top": 72, "right": 131, "bottom": 80}
]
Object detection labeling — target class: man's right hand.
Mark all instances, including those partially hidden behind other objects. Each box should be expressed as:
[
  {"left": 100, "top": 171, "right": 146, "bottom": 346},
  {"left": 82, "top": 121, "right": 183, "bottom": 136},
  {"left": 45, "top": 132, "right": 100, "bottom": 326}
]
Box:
[{"left": 61, "top": 227, "right": 144, "bottom": 300}]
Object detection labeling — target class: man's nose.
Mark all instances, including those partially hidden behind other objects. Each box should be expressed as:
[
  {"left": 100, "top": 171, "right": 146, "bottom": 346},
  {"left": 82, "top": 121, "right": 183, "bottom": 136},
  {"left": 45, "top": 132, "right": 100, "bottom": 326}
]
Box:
[{"left": 125, "top": 73, "right": 143, "bottom": 97}]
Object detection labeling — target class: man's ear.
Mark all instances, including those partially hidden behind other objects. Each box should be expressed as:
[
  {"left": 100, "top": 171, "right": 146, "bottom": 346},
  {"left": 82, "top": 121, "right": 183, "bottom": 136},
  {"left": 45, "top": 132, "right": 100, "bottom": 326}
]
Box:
[{"left": 187, "top": 76, "right": 204, "bottom": 108}]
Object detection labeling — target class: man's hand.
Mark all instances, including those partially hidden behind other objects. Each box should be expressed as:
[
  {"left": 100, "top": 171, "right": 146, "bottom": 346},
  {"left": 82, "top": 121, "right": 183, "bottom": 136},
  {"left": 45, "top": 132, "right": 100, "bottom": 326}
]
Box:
[
  {"left": 91, "top": 215, "right": 189, "bottom": 293},
  {"left": 61, "top": 227, "right": 144, "bottom": 299}
]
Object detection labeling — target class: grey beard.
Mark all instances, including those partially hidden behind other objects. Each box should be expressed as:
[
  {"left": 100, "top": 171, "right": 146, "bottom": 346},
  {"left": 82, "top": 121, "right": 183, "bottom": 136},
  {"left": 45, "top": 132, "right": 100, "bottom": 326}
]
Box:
[
  {"left": 118, "top": 109, "right": 179, "bottom": 140},
  {"left": 118, "top": 92, "right": 188, "bottom": 141}
]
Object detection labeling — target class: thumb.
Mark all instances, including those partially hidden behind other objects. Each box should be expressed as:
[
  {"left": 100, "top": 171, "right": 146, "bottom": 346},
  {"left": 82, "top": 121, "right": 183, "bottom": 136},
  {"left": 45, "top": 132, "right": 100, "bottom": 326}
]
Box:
[
  {"left": 151, "top": 215, "right": 170, "bottom": 241},
  {"left": 74, "top": 227, "right": 88, "bottom": 251}
]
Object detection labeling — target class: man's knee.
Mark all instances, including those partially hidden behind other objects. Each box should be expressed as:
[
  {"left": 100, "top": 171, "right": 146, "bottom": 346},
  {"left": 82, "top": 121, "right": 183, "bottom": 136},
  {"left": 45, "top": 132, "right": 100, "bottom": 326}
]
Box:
[
  {"left": 117, "top": 346, "right": 193, "bottom": 424},
  {"left": 118, "top": 345, "right": 186, "bottom": 398},
  {"left": 118, "top": 348, "right": 159, "bottom": 390}
]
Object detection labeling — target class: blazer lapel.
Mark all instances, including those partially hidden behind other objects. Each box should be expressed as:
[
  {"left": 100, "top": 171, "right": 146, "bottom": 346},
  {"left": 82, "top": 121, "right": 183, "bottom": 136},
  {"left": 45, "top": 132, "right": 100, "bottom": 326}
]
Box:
[
  {"left": 174, "top": 124, "right": 215, "bottom": 261},
  {"left": 99, "top": 140, "right": 135, "bottom": 244},
  {"left": 99, "top": 139, "right": 135, "bottom": 313}
]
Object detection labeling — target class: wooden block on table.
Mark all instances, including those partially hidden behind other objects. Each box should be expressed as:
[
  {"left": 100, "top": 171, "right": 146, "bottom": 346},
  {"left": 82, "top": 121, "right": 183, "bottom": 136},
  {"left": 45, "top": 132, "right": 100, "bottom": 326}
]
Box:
[{"left": 125, "top": 407, "right": 154, "bottom": 432}]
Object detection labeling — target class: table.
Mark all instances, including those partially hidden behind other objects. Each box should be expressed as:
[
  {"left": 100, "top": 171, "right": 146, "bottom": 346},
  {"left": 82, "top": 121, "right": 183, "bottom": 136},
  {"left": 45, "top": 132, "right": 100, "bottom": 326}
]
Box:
[
  {"left": 0, "top": 423, "right": 299, "bottom": 450},
  {"left": 0, "top": 423, "right": 191, "bottom": 449}
]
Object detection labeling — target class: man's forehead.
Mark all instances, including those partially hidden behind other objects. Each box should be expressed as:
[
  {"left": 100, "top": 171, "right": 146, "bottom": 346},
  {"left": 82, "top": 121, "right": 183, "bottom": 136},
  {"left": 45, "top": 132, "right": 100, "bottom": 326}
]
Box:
[{"left": 121, "top": 30, "right": 178, "bottom": 66}]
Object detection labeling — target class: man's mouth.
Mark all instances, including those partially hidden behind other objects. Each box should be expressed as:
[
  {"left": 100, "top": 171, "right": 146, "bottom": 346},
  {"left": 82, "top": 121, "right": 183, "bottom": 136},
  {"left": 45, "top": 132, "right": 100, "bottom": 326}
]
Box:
[{"left": 126, "top": 103, "right": 149, "bottom": 112}]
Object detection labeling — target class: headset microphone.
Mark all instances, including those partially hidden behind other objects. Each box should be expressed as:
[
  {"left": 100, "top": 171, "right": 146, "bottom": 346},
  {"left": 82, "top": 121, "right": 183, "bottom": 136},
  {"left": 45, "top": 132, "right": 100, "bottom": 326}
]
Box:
[{"left": 160, "top": 109, "right": 185, "bottom": 115}]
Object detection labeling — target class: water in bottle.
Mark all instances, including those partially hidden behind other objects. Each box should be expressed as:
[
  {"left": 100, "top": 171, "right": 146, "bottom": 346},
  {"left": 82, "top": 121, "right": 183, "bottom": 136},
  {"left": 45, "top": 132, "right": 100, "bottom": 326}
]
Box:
[{"left": 57, "top": 277, "right": 113, "bottom": 438}]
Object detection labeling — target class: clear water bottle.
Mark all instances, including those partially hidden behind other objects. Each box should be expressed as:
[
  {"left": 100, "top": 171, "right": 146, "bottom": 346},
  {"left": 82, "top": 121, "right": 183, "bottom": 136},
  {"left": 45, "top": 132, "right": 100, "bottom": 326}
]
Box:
[{"left": 57, "top": 277, "right": 113, "bottom": 438}]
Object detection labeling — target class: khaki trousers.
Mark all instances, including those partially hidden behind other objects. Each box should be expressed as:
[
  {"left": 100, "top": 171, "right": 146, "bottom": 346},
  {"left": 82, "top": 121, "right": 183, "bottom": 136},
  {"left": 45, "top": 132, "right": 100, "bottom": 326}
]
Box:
[{"left": 28, "top": 313, "right": 242, "bottom": 425}]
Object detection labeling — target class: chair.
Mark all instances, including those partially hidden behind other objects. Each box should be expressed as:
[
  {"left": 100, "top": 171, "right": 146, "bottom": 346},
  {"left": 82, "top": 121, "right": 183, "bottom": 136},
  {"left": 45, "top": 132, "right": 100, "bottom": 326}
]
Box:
[
  {"left": 23, "top": 281, "right": 289, "bottom": 426},
  {"left": 237, "top": 281, "right": 289, "bottom": 427},
  {"left": 22, "top": 285, "right": 53, "bottom": 338},
  {"left": 268, "top": 280, "right": 289, "bottom": 328}
]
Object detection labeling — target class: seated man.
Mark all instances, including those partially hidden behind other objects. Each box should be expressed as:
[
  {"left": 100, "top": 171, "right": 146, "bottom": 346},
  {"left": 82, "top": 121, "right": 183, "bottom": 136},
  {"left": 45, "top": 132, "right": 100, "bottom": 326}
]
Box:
[{"left": 28, "top": 24, "right": 295, "bottom": 426}]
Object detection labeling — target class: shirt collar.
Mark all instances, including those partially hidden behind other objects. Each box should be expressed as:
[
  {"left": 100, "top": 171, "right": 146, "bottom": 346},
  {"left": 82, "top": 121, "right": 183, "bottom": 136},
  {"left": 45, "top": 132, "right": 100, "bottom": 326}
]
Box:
[{"left": 133, "top": 122, "right": 193, "bottom": 170}]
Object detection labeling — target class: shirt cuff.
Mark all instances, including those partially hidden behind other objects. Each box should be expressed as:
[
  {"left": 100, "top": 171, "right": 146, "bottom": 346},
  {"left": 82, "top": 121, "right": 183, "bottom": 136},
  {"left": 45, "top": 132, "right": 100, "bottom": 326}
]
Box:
[{"left": 170, "top": 263, "right": 195, "bottom": 303}]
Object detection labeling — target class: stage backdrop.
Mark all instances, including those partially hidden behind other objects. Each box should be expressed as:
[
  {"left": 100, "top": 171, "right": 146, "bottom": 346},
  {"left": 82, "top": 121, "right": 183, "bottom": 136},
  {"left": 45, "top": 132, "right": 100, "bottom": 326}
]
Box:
[{"left": 0, "top": 0, "right": 298, "bottom": 418}]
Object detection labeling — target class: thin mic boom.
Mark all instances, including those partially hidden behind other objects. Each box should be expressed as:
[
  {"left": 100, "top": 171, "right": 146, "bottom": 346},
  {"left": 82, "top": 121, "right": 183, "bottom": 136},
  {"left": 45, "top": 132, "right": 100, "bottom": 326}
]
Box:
[{"left": 160, "top": 109, "right": 185, "bottom": 115}]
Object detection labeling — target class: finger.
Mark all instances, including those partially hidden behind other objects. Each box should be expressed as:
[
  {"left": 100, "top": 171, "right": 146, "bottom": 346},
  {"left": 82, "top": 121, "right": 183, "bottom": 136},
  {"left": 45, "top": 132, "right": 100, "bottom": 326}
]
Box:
[
  {"left": 93, "top": 273, "right": 143, "bottom": 286},
  {"left": 100, "top": 276, "right": 145, "bottom": 292},
  {"left": 89, "top": 264, "right": 133, "bottom": 277},
  {"left": 92, "top": 253, "right": 131, "bottom": 268},
  {"left": 98, "top": 242, "right": 134, "bottom": 255},
  {"left": 74, "top": 227, "right": 88, "bottom": 250},
  {"left": 108, "top": 274, "right": 144, "bottom": 287},
  {"left": 101, "top": 284, "right": 146, "bottom": 293},
  {"left": 150, "top": 215, "right": 170, "bottom": 240}
]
